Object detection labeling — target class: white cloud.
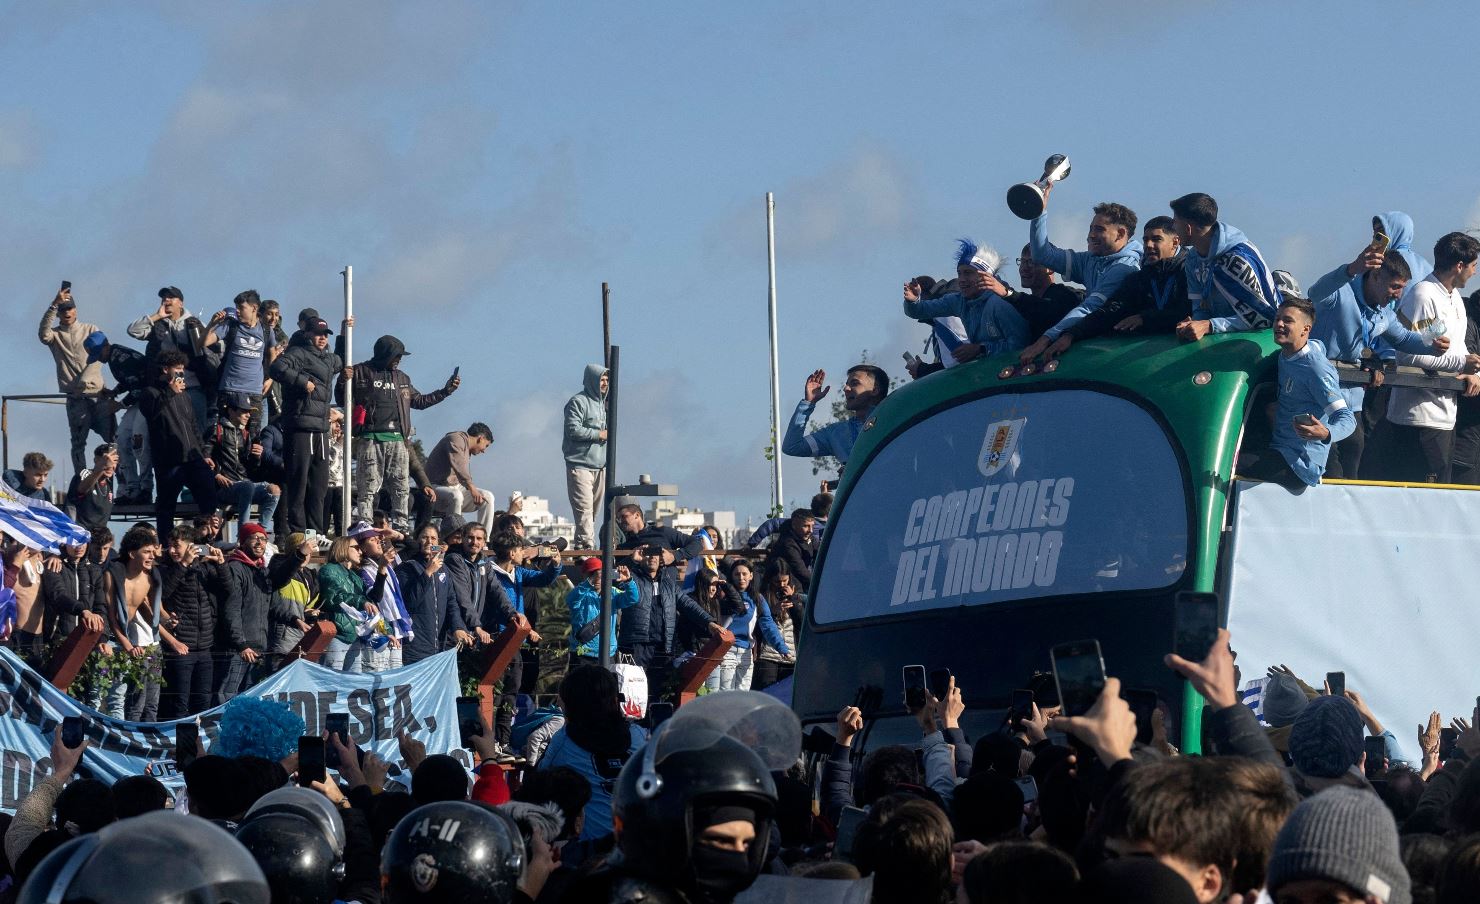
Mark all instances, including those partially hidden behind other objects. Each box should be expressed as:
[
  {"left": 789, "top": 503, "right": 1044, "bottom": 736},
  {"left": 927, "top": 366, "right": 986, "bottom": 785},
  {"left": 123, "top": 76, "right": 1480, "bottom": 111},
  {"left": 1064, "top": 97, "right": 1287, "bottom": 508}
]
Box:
[{"left": 0, "top": 109, "right": 38, "bottom": 169}]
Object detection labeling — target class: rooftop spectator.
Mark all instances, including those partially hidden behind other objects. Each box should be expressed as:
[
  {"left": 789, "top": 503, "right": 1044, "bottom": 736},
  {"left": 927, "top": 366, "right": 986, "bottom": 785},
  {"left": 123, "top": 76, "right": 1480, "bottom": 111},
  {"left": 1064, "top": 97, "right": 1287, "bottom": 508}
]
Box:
[
  {"left": 1375, "top": 210, "right": 1434, "bottom": 284},
  {"left": 1049, "top": 214, "right": 1191, "bottom": 356},
  {"left": 84, "top": 332, "right": 153, "bottom": 505},
  {"left": 258, "top": 298, "right": 289, "bottom": 422},
  {"left": 1018, "top": 196, "right": 1143, "bottom": 363},
  {"left": 216, "top": 524, "right": 306, "bottom": 702},
  {"left": 1169, "top": 192, "right": 1281, "bottom": 339},
  {"left": 268, "top": 316, "right": 343, "bottom": 535},
  {"left": 1371, "top": 231, "right": 1480, "bottom": 483},
  {"left": 781, "top": 364, "right": 889, "bottom": 469},
  {"left": 156, "top": 524, "right": 226, "bottom": 720},
  {"left": 128, "top": 286, "right": 211, "bottom": 430},
  {"left": 1241, "top": 295, "right": 1356, "bottom": 487},
  {"left": 563, "top": 364, "right": 609, "bottom": 550},
  {"left": 343, "top": 335, "right": 457, "bottom": 534},
  {"left": 610, "top": 501, "right": 705, "bottom": 558},
  {"left": 396, "top": 523, "right": 472, "bottom": 665},
  {"left": 425, "top": 422, "right": 498, "bottom": 536},
  {"left": 99, "top": 524, "right": 163, "bottom": 720},
  {"left": 37, "top": 284, "right": 115, "bottom": 474},
  {"left": 38, "top": 540, "right": 105, "bottom": 648},
  {"left": 3, "top": 452, "right": 52, "bottom": 501},
  {"left": 1305, "top": 250, "right": 1443, "bottom": 478},
  {"left": 202, "top": 289, "right": 272, "bottom": 434},
  {"left": 137, "top": 349, "right": 218, "bottom": 539},
  {"left": 353, "top": 521, "right": 415, "bottom": 674},
  {"left": 442, "top": 523, "right": 519, "bottom": 655},
  {"left": 902, "top": 239, "right": 1030, "bottom": 366},
  {"left": 205, "top": 393, "right": 280, "bottom": 533}
]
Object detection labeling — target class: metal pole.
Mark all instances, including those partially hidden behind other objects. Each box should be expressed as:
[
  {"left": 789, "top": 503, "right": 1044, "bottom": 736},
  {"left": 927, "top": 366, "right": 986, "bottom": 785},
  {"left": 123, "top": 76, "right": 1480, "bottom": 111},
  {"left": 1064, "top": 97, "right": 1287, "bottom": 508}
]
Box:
[
  {"left": 766, "top": 192, "right": 784, "bottom": 513},
  {"left": 602, "top": 282, "right": 611, "bottom": 369},
  {"left": 341, "top": 265, "right": 354, "bottom": 531},
  {"left": 2, "top": 398, "right": 8, "bottom": 472},
  {"left": 598, "top": 344, "right": 620, "bottom": 667}
]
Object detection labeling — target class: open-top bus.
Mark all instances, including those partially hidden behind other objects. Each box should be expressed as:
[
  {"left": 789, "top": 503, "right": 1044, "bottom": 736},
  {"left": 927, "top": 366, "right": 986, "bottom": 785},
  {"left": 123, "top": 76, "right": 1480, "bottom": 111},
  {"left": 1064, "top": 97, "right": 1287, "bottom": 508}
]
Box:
[{"left": 792, "top": 332, "right": 1480, "bottom": 751}]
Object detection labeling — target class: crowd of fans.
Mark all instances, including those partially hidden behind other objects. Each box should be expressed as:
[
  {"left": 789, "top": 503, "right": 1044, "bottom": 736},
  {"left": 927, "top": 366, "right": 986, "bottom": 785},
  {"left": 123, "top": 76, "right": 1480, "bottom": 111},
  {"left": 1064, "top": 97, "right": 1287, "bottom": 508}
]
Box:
[{"left": 4, "top": 187, "right": 1480, "bottom": 902}]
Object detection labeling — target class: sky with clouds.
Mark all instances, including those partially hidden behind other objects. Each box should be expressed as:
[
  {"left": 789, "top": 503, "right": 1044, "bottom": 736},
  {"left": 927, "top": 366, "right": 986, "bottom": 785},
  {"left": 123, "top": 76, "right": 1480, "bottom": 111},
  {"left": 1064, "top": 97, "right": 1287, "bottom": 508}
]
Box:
[{"left": 4, "top": 1, "right": 1479, "bottom": 525}]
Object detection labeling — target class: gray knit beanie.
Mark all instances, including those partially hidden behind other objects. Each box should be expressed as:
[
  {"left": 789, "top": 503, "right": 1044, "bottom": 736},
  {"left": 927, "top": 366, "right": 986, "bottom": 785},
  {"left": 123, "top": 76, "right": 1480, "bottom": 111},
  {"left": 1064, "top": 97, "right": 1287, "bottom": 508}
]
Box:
[
  {"left": 1288, "top": 695, "right": 1364, "bottom": 778},
  {"left": 1267, "top": 786, "right": 1411, "bottom": 904},
  {"left": 1262, "top": 672, "right": 1309, "bottom": 727}
]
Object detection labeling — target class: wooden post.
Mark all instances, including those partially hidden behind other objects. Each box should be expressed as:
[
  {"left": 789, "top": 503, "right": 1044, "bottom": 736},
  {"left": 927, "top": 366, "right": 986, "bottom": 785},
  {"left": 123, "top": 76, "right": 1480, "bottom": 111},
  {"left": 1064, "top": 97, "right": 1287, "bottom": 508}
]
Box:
[
  {"left": 281, "top": 618, "right": 338, "bottom": 667},
  {"left": 676, "top": 629, "right": 735, "bottom": 706},
  {"left": 477, "top": 621, "right": 532, "bottom": 730},
  {"left": 44, "top": 623, "right": 104, "bottom": 691}
]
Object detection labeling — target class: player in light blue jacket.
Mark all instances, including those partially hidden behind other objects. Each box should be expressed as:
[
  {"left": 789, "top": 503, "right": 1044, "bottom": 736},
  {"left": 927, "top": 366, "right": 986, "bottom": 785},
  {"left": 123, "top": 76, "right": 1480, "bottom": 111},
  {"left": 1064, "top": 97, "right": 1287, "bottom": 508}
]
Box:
[
  {"left": 1243, "top": 296, "right": 1356, "bottom": 488},
  {"left": 1018, "top": 195, "right": 1143, "bottom": 364},
  {"left": 902, "top": 239, "right": 1030, "bottom": 364}
]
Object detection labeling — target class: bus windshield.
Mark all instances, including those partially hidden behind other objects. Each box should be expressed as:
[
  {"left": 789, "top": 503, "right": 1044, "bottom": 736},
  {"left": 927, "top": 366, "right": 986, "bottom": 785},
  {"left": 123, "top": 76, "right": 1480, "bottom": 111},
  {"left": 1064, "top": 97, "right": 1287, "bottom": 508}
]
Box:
[{"left": 812, "top": 388, "right": 1191, "bottom": 625}]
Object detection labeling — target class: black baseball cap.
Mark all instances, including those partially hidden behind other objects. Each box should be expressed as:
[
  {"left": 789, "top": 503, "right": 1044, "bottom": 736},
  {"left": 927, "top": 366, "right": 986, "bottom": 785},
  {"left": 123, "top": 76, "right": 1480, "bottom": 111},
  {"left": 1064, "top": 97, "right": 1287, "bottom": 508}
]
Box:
[
  {"left": 158, "top": 286, "right": 184, "bottom": 300},
  {"left": 298, "top": 307, "right": 320, "bottom": 324},
  {"left": 308, "top": 318, "right": 334, "bottom": 335}
]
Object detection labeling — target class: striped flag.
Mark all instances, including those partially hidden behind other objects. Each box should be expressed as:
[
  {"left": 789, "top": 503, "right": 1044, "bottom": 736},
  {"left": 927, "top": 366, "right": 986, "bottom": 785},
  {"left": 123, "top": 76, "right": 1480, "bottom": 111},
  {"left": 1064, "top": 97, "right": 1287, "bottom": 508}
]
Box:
[
  {"left": 0, "top": 483, "right": 91, "bottom": 553},
  {"left": 1240, "top": 676, "right": 1269, "bottom": 727}
]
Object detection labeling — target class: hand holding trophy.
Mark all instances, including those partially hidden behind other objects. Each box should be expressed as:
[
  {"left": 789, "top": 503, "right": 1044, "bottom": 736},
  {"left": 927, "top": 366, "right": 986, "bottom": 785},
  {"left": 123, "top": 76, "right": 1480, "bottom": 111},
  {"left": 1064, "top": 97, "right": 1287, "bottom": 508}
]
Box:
[{"left": 1007, "top": 154, "right": 1072, "bottom": 219}]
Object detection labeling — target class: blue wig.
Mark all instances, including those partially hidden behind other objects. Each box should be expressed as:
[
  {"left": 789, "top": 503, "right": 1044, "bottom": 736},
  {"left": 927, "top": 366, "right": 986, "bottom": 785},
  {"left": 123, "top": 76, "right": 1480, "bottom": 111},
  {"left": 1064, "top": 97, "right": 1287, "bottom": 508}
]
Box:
[
  {"left": 214, "top": 695, "right": 305, "bottom": 762},
  {"left": 956, "top": 238, "right": 1001, "bottom": 273}
]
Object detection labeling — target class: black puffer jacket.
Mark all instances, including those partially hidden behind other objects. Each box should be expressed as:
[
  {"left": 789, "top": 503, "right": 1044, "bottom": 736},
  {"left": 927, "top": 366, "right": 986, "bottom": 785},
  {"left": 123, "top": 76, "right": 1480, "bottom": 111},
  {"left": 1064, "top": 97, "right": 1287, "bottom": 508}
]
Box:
[
  {"left": 159, "top": 558, "right": 223, "bottom": 651},
  {"left": 270, "top": 335, "right": 343, "bottom": 433}
]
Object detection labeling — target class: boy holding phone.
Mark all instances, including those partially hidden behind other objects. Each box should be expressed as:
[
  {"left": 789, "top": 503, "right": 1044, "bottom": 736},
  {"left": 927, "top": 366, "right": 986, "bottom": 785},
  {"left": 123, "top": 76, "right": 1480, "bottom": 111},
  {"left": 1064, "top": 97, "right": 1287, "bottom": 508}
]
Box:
[{"left": 1241, "top": 295, "right": 1355, "bottom": 488}]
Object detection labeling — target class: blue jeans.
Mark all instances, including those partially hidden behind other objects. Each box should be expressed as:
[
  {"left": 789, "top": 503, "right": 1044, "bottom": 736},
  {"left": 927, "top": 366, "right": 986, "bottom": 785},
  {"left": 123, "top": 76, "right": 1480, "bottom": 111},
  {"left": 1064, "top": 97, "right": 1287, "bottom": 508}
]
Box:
[
  {"left": 230, "top": 480, "right": 279, "bottom": 531},
  {"left": 321, "top": 638, "right": 363, "bottom": 673}
]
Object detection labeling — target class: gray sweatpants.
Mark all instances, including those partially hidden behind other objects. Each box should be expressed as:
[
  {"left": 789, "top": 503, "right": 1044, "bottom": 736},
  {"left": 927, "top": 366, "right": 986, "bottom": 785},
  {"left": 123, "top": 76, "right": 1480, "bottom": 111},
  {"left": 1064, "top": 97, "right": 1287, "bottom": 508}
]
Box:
[{"left": 566, "top": 466, "right": 605, "bottom": 550}]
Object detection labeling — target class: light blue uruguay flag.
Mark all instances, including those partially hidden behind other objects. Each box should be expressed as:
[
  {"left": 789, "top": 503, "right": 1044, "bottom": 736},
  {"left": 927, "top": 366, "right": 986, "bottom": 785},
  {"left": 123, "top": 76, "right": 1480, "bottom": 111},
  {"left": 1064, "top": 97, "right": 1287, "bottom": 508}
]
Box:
[{"left": 0, "top": 483, "right": 91, "bottom": 553}]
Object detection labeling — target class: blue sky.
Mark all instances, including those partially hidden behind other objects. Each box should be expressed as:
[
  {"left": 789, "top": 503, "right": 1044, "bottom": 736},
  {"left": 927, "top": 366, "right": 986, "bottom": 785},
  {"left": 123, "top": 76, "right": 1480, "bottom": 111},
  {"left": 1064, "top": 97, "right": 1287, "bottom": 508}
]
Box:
[{"left": 4, "top": 1, "right": 1479, "bottom": 524}]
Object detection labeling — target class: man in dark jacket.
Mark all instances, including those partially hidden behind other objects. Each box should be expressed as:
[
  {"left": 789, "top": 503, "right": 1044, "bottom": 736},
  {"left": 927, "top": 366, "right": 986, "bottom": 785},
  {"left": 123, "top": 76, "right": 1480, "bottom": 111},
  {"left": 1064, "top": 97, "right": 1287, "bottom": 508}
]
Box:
[
  {"left": 214, "top": 523, "right": 306, "bottom": 703},
  {"left": 618, "top": 551, "right": 724, "bottom": 699},
  {"left": 442, "top": 523, "right": 520, "bottom": 644},
  {"left": 38, "top": 542, "right": 106, "bottom": 645},
  {"left": 1048, "top": 216, "right": 1191, "bottom": 355},
  {"left": 764, "top": 509, "right": 817, "bottom": 589},
  {"left": 396, "top": 526, "right": 472, "bottom": 664},
  {"left": 204, "top": 392, "right": 280, "bottom": 533},
  {"left": 339, "top": 334, "right": 458, "bottom": 532},
  {"left": 137, "top": 350, "right": 218, "bottom": 538},
  {"left": 1003, "top": 245, "right": 1085, "bottom": 339},
  {"left": 84, "top": 332, "right": 154, "bottom": 504},
  {"left": 158, "top": 525, "right": 227, "bottom": 719},
  {"left": 269, "top": 318, "right": 343, "bottom": 534},
  {"left": 608, "top": 502, "right": 705, "bottom": 559}
]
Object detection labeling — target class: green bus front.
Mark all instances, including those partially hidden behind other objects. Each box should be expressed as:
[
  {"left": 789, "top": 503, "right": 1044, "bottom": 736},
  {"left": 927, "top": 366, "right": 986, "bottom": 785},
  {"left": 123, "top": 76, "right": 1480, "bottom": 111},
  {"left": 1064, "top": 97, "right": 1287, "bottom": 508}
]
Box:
[{"left": 792, "top": 332, "right": 1279, "bottom": 749}]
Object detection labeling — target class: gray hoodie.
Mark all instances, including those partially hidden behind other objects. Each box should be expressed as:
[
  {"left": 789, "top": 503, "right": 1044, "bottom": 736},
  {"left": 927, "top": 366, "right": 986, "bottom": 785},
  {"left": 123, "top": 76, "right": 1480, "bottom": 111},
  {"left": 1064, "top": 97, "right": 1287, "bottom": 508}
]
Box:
[{"left": 562, "top": 364, "right": 608, "bottom": 469}]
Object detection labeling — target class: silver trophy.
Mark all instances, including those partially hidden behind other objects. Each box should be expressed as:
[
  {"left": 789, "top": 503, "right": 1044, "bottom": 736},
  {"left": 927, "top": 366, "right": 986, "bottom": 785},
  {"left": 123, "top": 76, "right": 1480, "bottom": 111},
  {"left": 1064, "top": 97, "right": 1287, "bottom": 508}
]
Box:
[{"left": 1007, "top": 154, "right": 1072, "bottom": 220}]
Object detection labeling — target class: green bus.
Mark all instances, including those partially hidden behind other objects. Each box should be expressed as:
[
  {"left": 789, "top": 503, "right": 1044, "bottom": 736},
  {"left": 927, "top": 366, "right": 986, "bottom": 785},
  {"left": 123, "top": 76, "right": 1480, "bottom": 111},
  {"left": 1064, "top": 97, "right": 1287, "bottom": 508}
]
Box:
[{"left": 792, "top": 332, "right": 1281, "bottom": 750}]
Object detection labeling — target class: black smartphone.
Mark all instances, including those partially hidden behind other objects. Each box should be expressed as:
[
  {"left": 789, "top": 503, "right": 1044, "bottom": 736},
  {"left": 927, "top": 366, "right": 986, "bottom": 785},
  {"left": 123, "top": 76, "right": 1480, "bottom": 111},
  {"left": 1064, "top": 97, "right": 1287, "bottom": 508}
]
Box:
[
  {"left": 452, "top": 366, "right": 460, "bottom": 379},
  {"left": 1440, "top": 727, "right": 1458, "bottom": 761},
  {"left": 1050, "top": 640, "right": 1106, "bottom": 717},
  {"left": 1326, "top": 671, "right": 1345, "bottom": 699},
  {"left": 324, "top": 713, "right": 350, "bottom": 768},
  {"left": 648, "top": 702, "right": 675, "bottom": 729},
  {"left": 1125, "top": 689, "right": 1159, "bottom": 747},
  {"left": 928, "top": 668, "right": 952, "bottom": 701},
  {"left": 834, "top": 805, "right": 868, "bottom": 864},
  {"left": 297, "top": 736, "right": 326, "bottom": 787},
  {"left": 902, "top": 664, "right": 927, "bottom": 710},
  {"left": 1009, "top": 689, "right": 1034, "bottom": 727},
  {"left": 456, "top": 696, "right": 484, "bottom": 749},
  {"left": 175, "top": 722, "right": 198, "bottom": 769},
  {"left": 61, "top": 716, "right": 85, "bottom": 750},
  {"left": 1015, "top": 775, "right": 1039, "bottom": 804},
  {"left": 1363, "top": 736, "right": 1387, "bottom": 777},
  {"left": 60, "top": 280, "right": 72, "bottom": 292},
  {"left": 1174, "top": 591, "right": 1220, "bottom": 661}
]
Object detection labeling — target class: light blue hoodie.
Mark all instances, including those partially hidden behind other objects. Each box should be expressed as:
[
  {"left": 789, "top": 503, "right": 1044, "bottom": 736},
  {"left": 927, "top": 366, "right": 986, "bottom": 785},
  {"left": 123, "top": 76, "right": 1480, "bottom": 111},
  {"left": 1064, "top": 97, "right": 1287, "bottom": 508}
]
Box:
[
  {"left": 1377, "top": 211, "right": 1433, "bottom": 285},
  {"left": 1028, "top": 214, "right": 1143, "bottom": 339},
  {"left": 1306, "top": 267, "right": 1438, "bottom": 411},
  {"left": 562, "top": 364, "right": 608, "bottom": 469},
  {"left": 1185, "top": 222, "right": 1279, "bottom": 333},
  {"left": 904, "top": 289, "right": 1031, "bottom": 358},
  {"left": 1271, "top": 339, "right": 1356, "bottom": 486}
]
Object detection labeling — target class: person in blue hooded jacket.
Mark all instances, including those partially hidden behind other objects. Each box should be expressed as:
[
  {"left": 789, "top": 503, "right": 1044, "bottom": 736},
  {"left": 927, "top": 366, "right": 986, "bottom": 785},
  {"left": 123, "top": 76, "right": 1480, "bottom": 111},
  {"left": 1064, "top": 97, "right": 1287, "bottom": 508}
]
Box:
[
  {"left": 1373, "top": 210, "right": 1433, "bottom": 285},
  {"left": 1017, "top": 194, "right": 1143, "bottom": 364},
  {"left": 903, "top": 239, "right": 1030, "bottom": 365},
  {"left": 1304, "top": 251, "right": 1449, "bottom": 478},
  {"left": 1170, "top": 193, "right": 1282, "bottom": 339},
  {"left": 563, "top": 364, "right": 608, "bottom": 550},
  {"left": 566, "top": 558, "right": 639, "bottom": 665}
]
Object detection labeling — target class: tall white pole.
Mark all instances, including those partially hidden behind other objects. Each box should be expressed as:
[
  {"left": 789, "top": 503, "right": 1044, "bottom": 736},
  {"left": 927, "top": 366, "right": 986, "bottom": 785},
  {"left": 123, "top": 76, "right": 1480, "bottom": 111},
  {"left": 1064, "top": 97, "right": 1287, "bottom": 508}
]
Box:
[
  {"left": 766, "top": 193, "right": 784, "bottom": 514},
  {"left": 341, "top": 265, "right": 354, "bottom": 531}
]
